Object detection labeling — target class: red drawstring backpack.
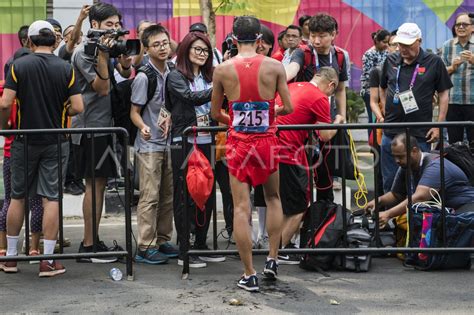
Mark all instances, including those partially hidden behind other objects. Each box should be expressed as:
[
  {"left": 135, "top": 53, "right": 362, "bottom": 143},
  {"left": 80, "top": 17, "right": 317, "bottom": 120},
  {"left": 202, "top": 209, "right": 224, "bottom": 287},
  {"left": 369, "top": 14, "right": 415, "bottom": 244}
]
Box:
[{"left": 186, "top": 131, "right": 214, "bottom": 212}]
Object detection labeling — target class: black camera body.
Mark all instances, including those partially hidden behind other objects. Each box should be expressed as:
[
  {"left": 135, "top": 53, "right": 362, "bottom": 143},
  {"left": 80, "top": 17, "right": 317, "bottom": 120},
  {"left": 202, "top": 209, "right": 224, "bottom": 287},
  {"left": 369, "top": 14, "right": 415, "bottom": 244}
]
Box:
[{"left": 84, "top": 29, "right": 140, "bottom": 58}]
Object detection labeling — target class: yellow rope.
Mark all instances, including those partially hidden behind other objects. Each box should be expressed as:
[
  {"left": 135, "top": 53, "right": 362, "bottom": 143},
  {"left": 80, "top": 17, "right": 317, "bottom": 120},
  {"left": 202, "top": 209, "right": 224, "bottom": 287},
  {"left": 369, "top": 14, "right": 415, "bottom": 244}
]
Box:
[{"left": 347, "top": 130, "right": 368, "bottom": 208}]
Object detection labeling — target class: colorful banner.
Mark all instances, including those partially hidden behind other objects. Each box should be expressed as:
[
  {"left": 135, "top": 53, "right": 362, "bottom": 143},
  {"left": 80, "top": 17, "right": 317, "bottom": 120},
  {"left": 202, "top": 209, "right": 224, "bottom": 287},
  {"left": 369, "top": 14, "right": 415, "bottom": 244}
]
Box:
[{"left": 0, "top": 0, "right": 46, "bottom": 79}]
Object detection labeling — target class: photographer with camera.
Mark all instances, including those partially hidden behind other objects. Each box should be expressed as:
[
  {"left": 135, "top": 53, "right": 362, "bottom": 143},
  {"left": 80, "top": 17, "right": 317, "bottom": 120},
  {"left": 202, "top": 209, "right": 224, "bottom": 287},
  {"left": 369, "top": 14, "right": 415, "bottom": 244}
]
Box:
[{"left": 71, "top": 2, "right": 132, "bottom": 263}]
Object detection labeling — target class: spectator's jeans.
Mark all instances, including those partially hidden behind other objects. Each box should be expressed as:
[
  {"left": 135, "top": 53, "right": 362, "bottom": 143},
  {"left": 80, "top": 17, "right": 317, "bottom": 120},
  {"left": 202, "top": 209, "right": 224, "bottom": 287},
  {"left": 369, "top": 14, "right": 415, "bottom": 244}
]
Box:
[
  {"left": 362, "top": 92, "right": 374, "bottom": 138},
  {"left": 362, "top": 92, "right": 374, "bottom": 124},
  {"left": 136, "top": 151, "right": 174, "bottom": 251},
  {"left": 381, "top": 134, "right": 431, "bottom": 193}
]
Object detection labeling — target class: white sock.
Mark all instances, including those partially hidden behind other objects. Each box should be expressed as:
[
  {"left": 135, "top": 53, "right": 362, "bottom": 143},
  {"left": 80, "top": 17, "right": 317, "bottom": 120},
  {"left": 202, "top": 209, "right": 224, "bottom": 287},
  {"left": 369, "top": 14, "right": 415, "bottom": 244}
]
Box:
[
  {"left": 244, "top": 272, "right": 257, "bottom": 279},
  {"left": 43, "top": 239, "right": 57, "bottom": 264},
  {"left": 257, "top": 207, "right": 267, "bottom": 239},
  {"left": 6, "top": 235, "right": 19, "bottom": 256},
  {"left": 266, "top": 256, "right": 277, "bottom": 263}
]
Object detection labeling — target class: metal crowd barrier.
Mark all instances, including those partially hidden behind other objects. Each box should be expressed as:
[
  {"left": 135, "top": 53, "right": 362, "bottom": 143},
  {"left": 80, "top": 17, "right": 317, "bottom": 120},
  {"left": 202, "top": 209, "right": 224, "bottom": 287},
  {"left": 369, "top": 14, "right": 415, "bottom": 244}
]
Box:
[
  {"left": 0, "top": 127, "right": 134, "bottom": 280},
  {"left": 181, "top": 121, "right": 474, "bottom": 277}
]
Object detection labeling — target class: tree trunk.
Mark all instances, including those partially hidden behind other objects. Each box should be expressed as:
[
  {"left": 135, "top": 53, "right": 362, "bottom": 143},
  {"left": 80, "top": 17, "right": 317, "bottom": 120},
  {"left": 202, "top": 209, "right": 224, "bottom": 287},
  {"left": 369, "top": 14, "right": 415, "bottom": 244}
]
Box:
[{"left": 199, "top": 0, "right": 216, "bottom": 48}]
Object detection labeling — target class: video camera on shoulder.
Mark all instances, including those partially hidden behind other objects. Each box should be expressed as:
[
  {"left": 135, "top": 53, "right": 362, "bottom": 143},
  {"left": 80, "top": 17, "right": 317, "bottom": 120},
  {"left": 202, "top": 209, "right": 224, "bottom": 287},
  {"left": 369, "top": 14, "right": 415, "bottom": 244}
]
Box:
[{"left": 84, "top": 29, "right": 140, "bottom": 58}]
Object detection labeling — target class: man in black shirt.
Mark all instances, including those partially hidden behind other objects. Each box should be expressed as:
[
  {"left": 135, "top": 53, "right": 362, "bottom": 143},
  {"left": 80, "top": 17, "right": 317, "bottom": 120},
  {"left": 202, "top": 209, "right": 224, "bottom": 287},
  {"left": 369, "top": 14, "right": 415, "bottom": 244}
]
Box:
[
  {"left": 0, "top": 20, "right": 83, "bottom": 277},
  {"left": 379, "top": 23, "right": 452, "bottom": 193}
]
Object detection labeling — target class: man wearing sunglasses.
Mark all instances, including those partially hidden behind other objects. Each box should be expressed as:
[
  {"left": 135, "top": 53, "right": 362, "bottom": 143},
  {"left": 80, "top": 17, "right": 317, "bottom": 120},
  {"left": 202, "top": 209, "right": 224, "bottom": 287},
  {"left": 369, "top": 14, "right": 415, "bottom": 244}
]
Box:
[{"left": 442, "top": 13, "right": 474, "bottom": 146}]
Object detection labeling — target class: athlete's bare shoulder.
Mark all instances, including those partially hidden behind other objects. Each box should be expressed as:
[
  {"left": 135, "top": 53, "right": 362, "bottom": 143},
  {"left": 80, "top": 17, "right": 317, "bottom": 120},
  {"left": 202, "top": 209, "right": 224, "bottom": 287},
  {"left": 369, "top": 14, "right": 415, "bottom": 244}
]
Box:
[{"left": 214, "top": 58, "right": 234, "bottom": 78}]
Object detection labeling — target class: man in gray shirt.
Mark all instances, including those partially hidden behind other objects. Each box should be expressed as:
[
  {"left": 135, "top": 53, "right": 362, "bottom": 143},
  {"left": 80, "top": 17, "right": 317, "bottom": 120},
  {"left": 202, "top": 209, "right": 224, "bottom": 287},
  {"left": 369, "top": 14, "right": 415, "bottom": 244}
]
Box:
[
  {"left": 71, "top": 3, "right": 132, "bottom": 263},
  {"left": 130, "top": 24, "right": 178, "bottom": 264}
]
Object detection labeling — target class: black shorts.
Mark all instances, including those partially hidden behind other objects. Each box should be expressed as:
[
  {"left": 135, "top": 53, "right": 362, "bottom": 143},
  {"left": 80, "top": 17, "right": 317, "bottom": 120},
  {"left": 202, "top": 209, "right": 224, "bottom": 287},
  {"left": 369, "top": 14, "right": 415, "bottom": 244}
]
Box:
[
  {"left": 253, "top": 163, "right": 308, "bottom": 216},
  {"left": 74, "top": 135, "right": 118, "bottom": 179}
]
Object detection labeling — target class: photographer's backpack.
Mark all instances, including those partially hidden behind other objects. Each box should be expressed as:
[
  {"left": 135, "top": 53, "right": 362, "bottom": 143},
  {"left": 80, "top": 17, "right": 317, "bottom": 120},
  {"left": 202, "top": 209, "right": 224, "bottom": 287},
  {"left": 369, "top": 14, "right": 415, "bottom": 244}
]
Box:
[
  {"left": 111, "top": 61, "right": 175, "bottom": 145},
  {"left": 443, "top": 142, "right": 474, "bottom": 186},
  {"left": 300, "top": 200, "right": 374, "bottom": 273}
]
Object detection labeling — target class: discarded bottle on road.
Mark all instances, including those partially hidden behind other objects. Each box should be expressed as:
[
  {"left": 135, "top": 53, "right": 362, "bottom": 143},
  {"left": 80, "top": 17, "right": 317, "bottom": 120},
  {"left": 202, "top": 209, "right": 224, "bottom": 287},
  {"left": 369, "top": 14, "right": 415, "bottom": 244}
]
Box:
[{"left": 110, "top": 267, "right": 122, "bottom": 281}]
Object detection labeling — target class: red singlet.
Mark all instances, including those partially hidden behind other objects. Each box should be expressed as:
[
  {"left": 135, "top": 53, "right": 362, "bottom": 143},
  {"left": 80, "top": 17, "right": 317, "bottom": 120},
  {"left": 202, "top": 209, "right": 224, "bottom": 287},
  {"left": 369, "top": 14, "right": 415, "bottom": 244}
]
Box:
[{"left": 226, "top": 54, "right": 280, "bottom": 186}]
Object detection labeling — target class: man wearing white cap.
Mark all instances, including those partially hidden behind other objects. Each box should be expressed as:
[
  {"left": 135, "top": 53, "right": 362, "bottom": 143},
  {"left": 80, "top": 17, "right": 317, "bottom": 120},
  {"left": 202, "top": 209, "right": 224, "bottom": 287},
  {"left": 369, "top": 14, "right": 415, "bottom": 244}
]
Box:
[
  {"left": 0, "top": 20, "right": 84, "bottom": 277},
  {"left": 379, "top": 22, "right": 453, "bottom": 194}
]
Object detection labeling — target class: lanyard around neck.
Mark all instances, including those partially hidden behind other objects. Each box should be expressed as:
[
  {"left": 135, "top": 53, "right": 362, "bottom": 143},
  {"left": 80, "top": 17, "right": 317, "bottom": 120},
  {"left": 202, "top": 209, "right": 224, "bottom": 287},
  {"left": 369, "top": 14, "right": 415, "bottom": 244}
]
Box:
[
  {"left": 395, "top": 63, "right": 419, "bottom": 93},
  {"left": 314, "top": 49, "right": 332, "bottom": 71}
]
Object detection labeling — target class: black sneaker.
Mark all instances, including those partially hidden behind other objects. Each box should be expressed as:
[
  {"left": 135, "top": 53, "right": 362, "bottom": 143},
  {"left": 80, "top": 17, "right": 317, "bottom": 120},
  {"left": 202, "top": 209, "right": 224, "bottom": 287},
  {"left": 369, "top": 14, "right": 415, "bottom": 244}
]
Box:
[
  {"left": 278, "top": 243, "right": 300, "bottom": 265},
  {"left": 262, "top": 258, "right": 278, "bottom": 279},
  {"left": 75, "top": 180, "right": 86, "bottom": 192},
  {"left": 107, "top": 240, "right": 127, "bottom": 263},
  {"left": 195, "top": 245, "right": 226, "bottom": 263},
  {"left": 237, "top": 274, "right": 259, "bottom": 292},
  {"left": 177, "top": 255, "right": 207, "bottom": 268},
  {"left": 64, "top": 182, "right": 83, "bottom": 195},
  {"left": 77, "top": 241, "right": 118, "bottom": 263}
]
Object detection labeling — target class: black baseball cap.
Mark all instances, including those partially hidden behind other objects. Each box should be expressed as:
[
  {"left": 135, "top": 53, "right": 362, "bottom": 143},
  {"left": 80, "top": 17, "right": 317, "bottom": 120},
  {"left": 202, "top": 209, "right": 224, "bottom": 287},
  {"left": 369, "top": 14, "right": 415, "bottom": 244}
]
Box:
[
  {"left": 190, "top": 22, "right": 207, "bottom": 33},
  {"left": 46, "top": 18, "right": 62, "bottom": 33}
]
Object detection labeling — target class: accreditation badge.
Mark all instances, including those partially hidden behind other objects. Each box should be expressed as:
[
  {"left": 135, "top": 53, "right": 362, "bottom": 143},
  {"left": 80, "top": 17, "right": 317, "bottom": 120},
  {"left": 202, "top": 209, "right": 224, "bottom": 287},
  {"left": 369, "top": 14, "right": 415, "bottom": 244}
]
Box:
[{"left": 399, "top": 90, "right": 419, "bottom": 114}]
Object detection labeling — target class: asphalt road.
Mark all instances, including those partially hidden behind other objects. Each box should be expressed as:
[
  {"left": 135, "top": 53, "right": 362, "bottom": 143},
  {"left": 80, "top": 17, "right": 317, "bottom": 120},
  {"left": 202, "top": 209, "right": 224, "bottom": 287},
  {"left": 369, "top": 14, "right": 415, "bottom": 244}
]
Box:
[{"left": 1, "top": 216, "right": 473, "bottom": 314}]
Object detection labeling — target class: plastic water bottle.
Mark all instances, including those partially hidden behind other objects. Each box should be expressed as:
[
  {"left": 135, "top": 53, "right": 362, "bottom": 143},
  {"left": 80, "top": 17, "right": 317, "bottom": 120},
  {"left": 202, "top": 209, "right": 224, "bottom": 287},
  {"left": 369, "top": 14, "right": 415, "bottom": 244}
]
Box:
[{"left": 110, "top": 268, "right": 122, "bottom": 281}]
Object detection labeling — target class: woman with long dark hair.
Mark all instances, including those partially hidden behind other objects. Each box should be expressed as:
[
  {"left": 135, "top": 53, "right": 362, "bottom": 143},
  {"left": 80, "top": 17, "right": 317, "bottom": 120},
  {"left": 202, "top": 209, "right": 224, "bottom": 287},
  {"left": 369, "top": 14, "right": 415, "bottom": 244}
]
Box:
[
  {"left": 360, "top": 29, "right": 390, "bottom": 124},
  {"left": 165, "top": 31, "right": 224, "bottom": 268}
]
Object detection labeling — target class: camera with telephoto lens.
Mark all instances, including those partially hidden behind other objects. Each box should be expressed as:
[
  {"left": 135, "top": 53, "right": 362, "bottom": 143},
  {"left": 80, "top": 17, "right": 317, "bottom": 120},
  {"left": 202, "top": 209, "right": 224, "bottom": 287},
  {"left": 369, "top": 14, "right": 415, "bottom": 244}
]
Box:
[
  {"left": 222, "top": 33, "right": 238, "bottom": 58},
  {"left": 84, "top": 29, "right": 141, "bottom": 58}
]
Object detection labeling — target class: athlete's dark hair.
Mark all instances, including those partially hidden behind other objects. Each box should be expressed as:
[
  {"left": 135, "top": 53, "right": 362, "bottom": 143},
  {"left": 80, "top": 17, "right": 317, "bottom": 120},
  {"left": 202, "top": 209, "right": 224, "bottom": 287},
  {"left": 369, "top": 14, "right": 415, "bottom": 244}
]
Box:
[
  {"left": 141, "top": 24, "right": 170, "bottom": 47},
  {"left": 308, "top": 13, "right": 338, "bottom": 33},
  {"left": 18, "top": 25, "right": 29, "bottom": 46},
  {"left": 286, "top": 25, "right": 302, "bottom": 37},
  {"left": 30, "top": 28, "right": 56, "bottom": 47},
  {"left": 233, "top": 16, "right": 261, "bottom": 43},
  {"left": 89, "top": 3, "right": 121, "bottom": 28},
  {"left": 371, "top": 29, "right": 390, "bottom": 44},
  {"left": 176, "top": 31, "right": 213, "bottom": 83},
  {"left": 298, "top": 15, "right": 311, "bottom": 28}
]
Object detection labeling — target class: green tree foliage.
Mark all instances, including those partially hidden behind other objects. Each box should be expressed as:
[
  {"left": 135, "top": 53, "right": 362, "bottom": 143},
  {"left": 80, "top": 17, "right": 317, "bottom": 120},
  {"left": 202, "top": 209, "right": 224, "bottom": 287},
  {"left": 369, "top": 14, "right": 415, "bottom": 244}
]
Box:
[
  {"left": 215, "top": 0, "right": 251, "bottom": 14},
  {"left": 346, "top": 88, "right": 366, "bottom": 123}
]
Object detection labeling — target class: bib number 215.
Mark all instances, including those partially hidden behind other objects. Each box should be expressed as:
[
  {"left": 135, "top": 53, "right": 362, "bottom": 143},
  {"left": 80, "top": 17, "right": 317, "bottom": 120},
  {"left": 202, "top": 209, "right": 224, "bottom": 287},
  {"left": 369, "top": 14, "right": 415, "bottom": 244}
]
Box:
[{"left": 232, "top": 101, "right": 270, "bottom": 133}]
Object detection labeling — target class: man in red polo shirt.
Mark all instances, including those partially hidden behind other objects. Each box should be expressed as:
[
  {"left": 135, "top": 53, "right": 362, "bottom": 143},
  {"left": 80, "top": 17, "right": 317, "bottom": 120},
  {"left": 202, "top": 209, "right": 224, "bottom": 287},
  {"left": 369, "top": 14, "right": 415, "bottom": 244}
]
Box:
[{"left": 276, "top": 66, "right": 344, "bottom": 264}]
